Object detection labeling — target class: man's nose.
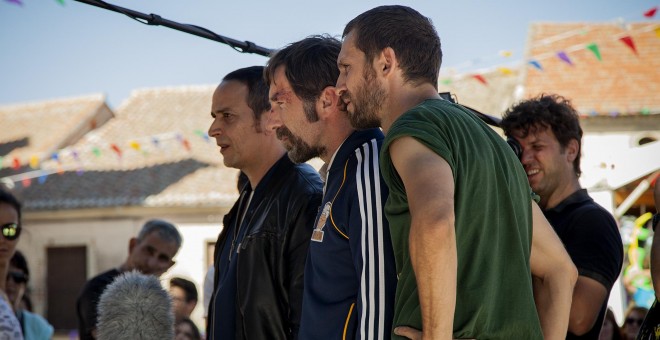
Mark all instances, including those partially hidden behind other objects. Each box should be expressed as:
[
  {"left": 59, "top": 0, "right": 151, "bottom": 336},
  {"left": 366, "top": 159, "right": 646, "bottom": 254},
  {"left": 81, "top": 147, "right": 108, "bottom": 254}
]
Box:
[{"left": 265, "top": 107, "right": 283, "bottom": 131}]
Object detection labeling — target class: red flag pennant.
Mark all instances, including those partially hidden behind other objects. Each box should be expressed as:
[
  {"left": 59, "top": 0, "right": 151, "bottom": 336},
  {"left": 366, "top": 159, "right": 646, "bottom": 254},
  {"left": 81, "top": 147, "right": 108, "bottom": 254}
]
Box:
[
  {"left": 181, "top": 138, "right": 192, "bottom": 151},
  {"left": 21, "top": 178, "right": 31, "bottom": 188},
  {"left": 619, "top": 36, "right": 638, "bottom": 55},
  {"left": 12, "top": 157, "right": 21, "bottom": 170},
  {"left": 110, "top": 143, "right": 123, "bottom": 157},
  {"left": 472, "top": 74, "right": 488, "bottom": 85},
  {"left": 644, "top": 7, "right": 658, "bottom": 18}
]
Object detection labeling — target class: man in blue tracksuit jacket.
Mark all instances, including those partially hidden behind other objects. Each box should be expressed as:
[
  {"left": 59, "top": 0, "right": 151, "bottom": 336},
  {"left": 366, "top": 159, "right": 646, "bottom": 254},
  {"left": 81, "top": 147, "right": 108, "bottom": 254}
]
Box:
[{"left": 265, "top": 35, "right": 397, "bottom": 339}]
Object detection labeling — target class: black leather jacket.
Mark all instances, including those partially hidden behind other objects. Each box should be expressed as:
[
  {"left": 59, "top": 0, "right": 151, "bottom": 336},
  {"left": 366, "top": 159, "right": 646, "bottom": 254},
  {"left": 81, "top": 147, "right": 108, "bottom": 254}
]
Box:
[{"left": 208, "top": 155, "right": 323, "bottom": 340}]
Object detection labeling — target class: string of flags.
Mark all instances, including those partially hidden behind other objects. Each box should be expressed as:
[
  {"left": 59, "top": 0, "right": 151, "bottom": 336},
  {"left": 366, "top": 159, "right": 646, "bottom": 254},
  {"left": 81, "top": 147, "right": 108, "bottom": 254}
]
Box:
[
  {"left": 0, "top": 129, "right": 212, "bottom": 188},
  {"left": 441, "top": 20, "right": 659, "bottom": 87}
]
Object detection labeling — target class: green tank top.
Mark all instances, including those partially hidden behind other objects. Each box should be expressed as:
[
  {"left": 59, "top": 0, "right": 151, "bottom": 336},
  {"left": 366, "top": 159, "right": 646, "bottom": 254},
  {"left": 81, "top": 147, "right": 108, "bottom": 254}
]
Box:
[{"left": 381, "top": 99, "right": 543, "bottom": 339}]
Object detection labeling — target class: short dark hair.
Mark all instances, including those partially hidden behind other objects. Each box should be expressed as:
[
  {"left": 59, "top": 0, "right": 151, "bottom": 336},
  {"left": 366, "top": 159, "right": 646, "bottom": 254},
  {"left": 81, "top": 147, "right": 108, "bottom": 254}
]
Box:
[
  {"left": 265, "top": 35, "right": 341, "bottom": 122},
  {"left": 0, "top": 188, "right": 22, "bottom": 224},
  {"left": 501, "top": 94, "right": 583, "bottom": 176},
  {"left": 137, "top": 219, "right": 182, "bottom": 249},
  {"left": 223, "top": 66, "right": 271, "bottom": 122},
  {"left": 343, "top": 5, "right": 441, "bottom": 87},
  {"left": 170, "top": 277, "right": 198, "bottom": 303},
  {"left": 10, "top": 250, "right": 29, "bottom": 282}
]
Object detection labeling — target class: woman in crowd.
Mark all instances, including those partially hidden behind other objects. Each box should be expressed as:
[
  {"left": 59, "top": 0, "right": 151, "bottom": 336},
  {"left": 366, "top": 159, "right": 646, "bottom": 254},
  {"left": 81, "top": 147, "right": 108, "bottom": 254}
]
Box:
[
  {"left": 621, "top": 305, "right": 649, "bottom": 340},
  {"left": 0, "top": 189, "right": 24, "bottom": 339},
  {"left": 599, "top": 308, "right": 623, "bottom": 340}
]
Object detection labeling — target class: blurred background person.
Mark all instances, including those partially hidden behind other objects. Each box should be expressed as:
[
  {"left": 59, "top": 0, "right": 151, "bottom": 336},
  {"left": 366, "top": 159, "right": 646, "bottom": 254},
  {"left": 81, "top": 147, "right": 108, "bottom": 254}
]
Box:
[
  {"left": 76, "top": 219, "right": 182, "bottom": 339},
  {"left": 0, "top": 188, "right": 24, "bottom": 339},
  {"left": 96, "top": 270, "right": 174, "bottom": 340},
  {"left": 620, "top": 305, "right": 647, "bottom": 340},
  {"left": 175, "top": 318, "right": 201, "bottom": 340},
  {"left": 598, "top": 308, "right": 623, "bottom": 340},
  {"left": 6, "top": 250, "right": 53, "bottom": 339},
  {"left": 169, "top": 277, "right": 198, "bottom": 323}
]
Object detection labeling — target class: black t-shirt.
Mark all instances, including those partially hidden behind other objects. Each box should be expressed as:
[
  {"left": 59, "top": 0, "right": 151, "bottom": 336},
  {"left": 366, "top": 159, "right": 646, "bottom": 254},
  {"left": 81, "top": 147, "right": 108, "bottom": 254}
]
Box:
[
  {"left": 544, "top": 189, "right": 624, "bottom": 340},
  {"left": 76, "top": 268, "right": 122, "bottom": 340}
]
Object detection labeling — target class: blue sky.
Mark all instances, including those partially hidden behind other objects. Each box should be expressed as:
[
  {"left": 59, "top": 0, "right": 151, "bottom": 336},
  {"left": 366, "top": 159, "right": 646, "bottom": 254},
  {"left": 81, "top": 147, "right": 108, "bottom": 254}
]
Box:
[{"left": 0, "top": 0, "right": 655, "bottom": 109}]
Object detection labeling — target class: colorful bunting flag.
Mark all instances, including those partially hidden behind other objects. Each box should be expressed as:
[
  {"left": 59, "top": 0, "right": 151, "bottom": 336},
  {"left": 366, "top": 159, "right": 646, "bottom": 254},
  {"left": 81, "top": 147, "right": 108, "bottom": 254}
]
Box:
[
  {"left": 5, "top": 0, "right": 23, "bottom": 6},
  {"left": 152, "top": 137, "right": 160, "bottom": 148},
  {"left": 194, "top": 129, "right": 210, "bottom": 142},
  {"left": 110, "top": 144, "right": 122, "bottom": 157},
  {"left": 497, "top": 67, "right": 514, "bottom": 76},
  {"left": 472, "top": 75, "right": 488, "bottom": 85},
  {"left": 586, "top": 43, "right": 602, "bottom": 61},
  {"left": 29, "top": 155, "right": 40, "bottom": 169},
  {"left": 38, "top": 174, "right": 48, "bottom": 184},
  {"left": 644, "top": 7, "right": 658, "bottom": 18},
  {"left": 641, "top": 107, "right": 651, "bottom": 115},
  {"left": 655, "top": 27, "right": 660, "bottom": 38},
  {"left": 528, "top": 60, "right": 543, "bottom": 71},
  {"left": 181, "top": 138, "right": 192, "bottom": 151},
  {"left": 51, "top": 152, "right": 60, "bottom": 163},
  {"left": 92, "top": 147, "right": 101, "bottom": 157},
  {"left": 556, "top": 51, "right": 573, "bottom": 66},
  {"left": 12, "top": 157, "right": 21, "bottom": 170},
  {"left": 499, "top": 50, "right": 513, "bottom": 58},
  {"left": 440, "top": 78, "right": 452, "bottom": 85},
  {"left": 21, "top": 178, "right": 31, "bottom": 188},
  {"left": 129, "top": 140, "right": 141, "bottom": 151},
  {"left": 619, "top": 35, "right": 638, "bottom": 55},
  {"left": 55, "top": 0, "right": 65, "bottom": 5}
]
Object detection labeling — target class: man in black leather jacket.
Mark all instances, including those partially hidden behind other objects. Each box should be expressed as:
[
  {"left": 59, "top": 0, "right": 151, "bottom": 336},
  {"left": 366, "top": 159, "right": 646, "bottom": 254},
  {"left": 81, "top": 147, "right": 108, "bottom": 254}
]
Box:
[{"left": 206, "top": 66, "right": 323, "bottom": 339}]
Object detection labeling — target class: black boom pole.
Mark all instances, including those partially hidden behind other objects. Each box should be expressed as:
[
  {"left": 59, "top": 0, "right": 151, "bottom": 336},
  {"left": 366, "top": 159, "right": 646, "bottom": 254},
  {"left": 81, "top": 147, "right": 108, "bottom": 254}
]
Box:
[{"left": 73, "top": 0, "right": 274, "bottom": 57}]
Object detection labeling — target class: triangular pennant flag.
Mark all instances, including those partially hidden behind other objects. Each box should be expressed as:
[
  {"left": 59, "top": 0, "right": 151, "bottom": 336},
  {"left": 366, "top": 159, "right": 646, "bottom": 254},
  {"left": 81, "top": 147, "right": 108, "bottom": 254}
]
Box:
[
  {"left": 71, "top": 150, "right": 80, "bottom": 162},
  {"left": 440, "top": 78, "right": 452, "bottom": 85},
  {"left": 586, "top": 43, "right": 602, "bottom": 61},
  {"left": 528, "top": 60, "right": 543, "bottom": 71},
  {"left": 38, "top": 174, "right": 48, "bottom": 184},
  {"left": 181, "top": 138, "right": 192, "bottom": 151},
  {"left": 194, "top": 129, "right": 210, "bottom": 142},
  {"left": 499, "top": 50, "right": 513, "bottom": 58},
  {"left": 619, "top": 36, "right": 638, "bottom": 55},
  {"left": 29, "top": 155, "right": 40, "bottom": 169},
  {"left": 641, "top": 107, "right": 651, "bottom": 115},
  {"left": 5, "top": 0, "right": 23, "bottom": 6},
  {"left": 129, "top": 140, "right": 141, "bottom": 151},
  {"left": 497, "top": 67, "right": 514, "bottom": 76},
  {"left": 55, "top": 0, "right": 65, "bottom": 5},
  {"left": 556, "top": 51, "right": 573, "bottom": 66},
  {"left": 76, "top": 168, "right": 84, "bottom": 176},
  {"left": 12, "top": 157, "right": 21, "bottom": 170},
  {"left": 472, "top": 74, "right": 488, "bottom": 85},
  {"left": 110, "top": 144, "right": 122, "bottom": 157},
  {"left": 152, "top": 137, "right": 160, "bottom": 148},
  {"left": 91, "top": 147, "right": 101, "bottom": 157},
  {"left": 644, "top": 7, "right": 658, "bottom": 18},
  {"left": 655, "top": 27, "right": 660, "bottom": 38},
  {"left": 51, "top": 152, "right": 60, "bottom": 163},
  {"left": 21, "top": 178, "right": 31, "bottom": 188}
]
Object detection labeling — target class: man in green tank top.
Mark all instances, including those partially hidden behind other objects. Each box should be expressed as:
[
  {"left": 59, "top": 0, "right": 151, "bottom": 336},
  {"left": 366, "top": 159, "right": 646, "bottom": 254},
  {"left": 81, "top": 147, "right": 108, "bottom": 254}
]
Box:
[{"left": 336, "top": 5, "right": 577, "bottom": 339}]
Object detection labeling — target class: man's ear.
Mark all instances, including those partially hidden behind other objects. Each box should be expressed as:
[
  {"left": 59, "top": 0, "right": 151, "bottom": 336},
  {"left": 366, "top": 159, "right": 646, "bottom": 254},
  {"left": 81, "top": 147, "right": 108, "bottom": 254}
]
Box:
[
  {"left": 566, "top": 138, "right": 580, "bottom": 162},
  {"left": 318, "top": 86, "right": 340, "bottom": 118},
  {"left": 379, "top": 47, "right": 397, "bottom": 77}
]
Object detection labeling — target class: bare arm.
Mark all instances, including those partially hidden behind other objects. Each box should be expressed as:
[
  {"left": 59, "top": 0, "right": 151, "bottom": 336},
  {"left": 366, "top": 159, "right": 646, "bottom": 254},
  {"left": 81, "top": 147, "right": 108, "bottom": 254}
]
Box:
[
  {"left": 390, "top": 137, "right": 456, "bottom": 339},
  {"left": 530, "top": 201, "right": 578, "bottom": 339},
  {"left": 567, "top": 276, "right": 608, "bottom": 335}
]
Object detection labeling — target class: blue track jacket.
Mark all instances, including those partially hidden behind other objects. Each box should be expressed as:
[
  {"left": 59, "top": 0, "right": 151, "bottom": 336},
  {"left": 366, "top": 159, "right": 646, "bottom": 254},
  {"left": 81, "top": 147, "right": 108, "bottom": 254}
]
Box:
[{"left": 299, "top": 128, "right": 396, "bottom": 340}]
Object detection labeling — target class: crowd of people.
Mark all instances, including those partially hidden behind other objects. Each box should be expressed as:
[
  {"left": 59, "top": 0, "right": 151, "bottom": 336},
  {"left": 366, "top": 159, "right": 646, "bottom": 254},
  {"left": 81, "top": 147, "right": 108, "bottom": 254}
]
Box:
[{"left": 0, "top": 4, "right": 658, "bottom": 340}]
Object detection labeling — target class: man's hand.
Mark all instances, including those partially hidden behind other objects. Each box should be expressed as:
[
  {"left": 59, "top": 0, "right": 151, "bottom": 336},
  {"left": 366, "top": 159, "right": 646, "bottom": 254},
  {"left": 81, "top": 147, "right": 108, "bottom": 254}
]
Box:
[{"left": 394, "top": 326, "right": 422, "bottom": 340}]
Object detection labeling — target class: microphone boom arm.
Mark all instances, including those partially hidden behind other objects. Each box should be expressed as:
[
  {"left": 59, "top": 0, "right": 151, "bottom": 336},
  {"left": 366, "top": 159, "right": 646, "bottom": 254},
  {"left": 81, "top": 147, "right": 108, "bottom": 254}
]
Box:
[{"left": 72, "top": 0, "right": 274, "bottom": 57}]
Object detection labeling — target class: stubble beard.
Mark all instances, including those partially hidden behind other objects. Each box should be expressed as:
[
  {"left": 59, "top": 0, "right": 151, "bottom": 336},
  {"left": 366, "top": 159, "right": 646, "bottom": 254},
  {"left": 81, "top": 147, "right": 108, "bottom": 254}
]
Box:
[
  {"left": 345, "top": 67, "right": 385, "bottom": 129},
  {"left": 276, "top": 126, "right": 324, "bottom": 163}
]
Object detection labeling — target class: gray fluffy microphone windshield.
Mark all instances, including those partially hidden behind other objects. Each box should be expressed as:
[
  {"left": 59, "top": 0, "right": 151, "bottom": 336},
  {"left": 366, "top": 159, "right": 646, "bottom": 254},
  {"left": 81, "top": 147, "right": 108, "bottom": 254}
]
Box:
[{"left": 96, "top": 270, "right": 174, "bottom": 340}]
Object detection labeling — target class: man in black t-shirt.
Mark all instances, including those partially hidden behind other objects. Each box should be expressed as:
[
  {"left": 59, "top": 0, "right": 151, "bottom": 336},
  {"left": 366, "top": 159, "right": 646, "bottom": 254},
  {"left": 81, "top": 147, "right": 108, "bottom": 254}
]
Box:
[
  {"left": 76, "top": 219, "right": 182, "bottom": 340},
  {"left": 502, "top": 94, "right": 624, "bottom": 339}
]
